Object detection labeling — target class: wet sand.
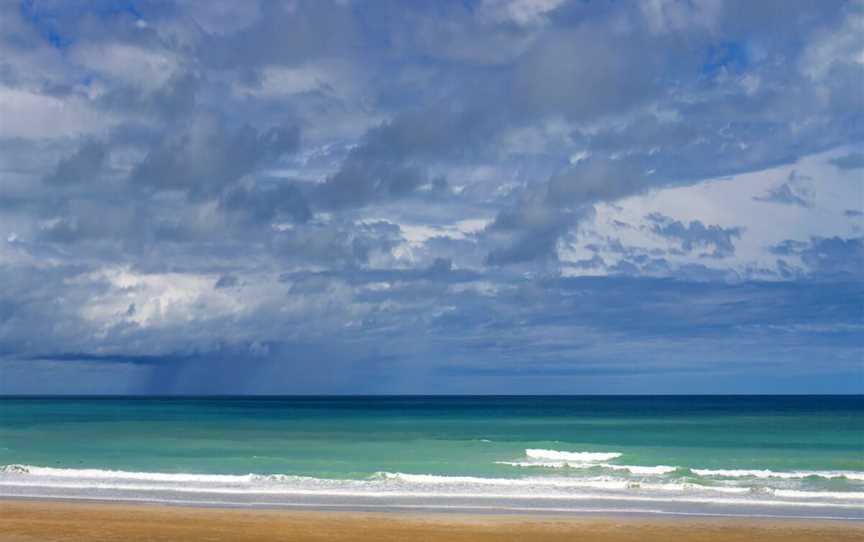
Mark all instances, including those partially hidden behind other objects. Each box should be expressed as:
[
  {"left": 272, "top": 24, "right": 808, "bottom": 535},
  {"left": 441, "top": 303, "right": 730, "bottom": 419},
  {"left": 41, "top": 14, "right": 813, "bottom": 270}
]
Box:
[{"left": 0, "top": 500, "right": 861, "bottom": 541}]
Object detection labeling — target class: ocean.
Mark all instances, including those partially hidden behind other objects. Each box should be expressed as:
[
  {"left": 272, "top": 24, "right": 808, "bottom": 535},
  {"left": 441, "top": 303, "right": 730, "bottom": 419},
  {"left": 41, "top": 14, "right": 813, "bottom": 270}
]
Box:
[{"left": 1, "top": 396, "right": 862, "bottom": 519}]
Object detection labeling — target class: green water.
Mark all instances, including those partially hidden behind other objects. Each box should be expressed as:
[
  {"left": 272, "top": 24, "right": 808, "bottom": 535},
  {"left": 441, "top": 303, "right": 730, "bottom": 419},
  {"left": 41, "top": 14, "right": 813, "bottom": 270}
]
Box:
[{"left": 1, "top": 396, "right": 861, "bottom": 481}]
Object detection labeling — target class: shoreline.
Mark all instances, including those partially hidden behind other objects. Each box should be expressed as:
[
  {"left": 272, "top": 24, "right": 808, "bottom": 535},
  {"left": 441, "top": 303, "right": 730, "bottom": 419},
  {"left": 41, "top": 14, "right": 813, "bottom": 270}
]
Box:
[
  {"left": 4, "top": 463, "right": 863, "bottom": 521},
  {"left": 2, "top": 499, "right": 863, "bottom": 542},
  {"left": 2, "top": 494, "right": 862, "bottom": 522}
]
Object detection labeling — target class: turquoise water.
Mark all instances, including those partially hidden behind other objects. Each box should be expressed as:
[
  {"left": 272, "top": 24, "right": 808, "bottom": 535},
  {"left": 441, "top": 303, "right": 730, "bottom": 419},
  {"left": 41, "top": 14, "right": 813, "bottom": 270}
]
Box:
[{"left": 1, "top": 396, "right": 862, "bottom": 517}]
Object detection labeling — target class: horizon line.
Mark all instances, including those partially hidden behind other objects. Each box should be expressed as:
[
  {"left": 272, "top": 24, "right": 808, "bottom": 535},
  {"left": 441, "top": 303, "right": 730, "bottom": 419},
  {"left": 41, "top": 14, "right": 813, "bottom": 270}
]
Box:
[{"left": 2, "top": 393, "right": 862, "bottom": 398}]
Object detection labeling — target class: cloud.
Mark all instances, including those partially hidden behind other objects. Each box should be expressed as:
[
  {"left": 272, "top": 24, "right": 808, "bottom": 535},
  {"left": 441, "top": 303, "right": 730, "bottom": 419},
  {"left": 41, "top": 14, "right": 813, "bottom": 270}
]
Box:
[
  {"left": 510, "top": 25, "right": 665, "bottom": 121},
  {"left": 0, "top": 87, "right": 117, "bottom": 138},
  {"left": 646, "top": 213, "right": 743, "bottom": 258},
  {"left": 830, "top": 152, "right": 864, "bottom": 170},
  {"left": 754, "top": 183, "right": 811, "bottom": 207},
  {"left": 214, "top": 275, "right": 239, "bottom": 289},
  {"left": 220, "top": 182, "right": 312, "bottom": 226},
  {"left": 798, "top": 236, "right": 863, "bottom": 277},
  {"left": 198, "top": 0, "right": 357, "bottom": 70},
  {"left": 753, "top": 171, "right": 813, "bottom": 207},
  {"left": 477, "top": 0, "right": 567, "bottom": 27},
  {"left": 772, "top": 236, "right": 864, "bottom": 278},
  {"left": 0, "top": 0, "right": 861, "bottom": 393},
  {"left": 311, "top": 108, "right": 494, "bottom": 210},
  {"left": 43, "top": 139, "right": 108, "bottom": 186},
  {"left": 130, "top": 115, "right": 301, "bottom": 197},
  {"left": 483, "top": 192, "right": 576, "bottom": 266},
  {"left": 25, "top": 352, "right": 198, "bottom": 366}
]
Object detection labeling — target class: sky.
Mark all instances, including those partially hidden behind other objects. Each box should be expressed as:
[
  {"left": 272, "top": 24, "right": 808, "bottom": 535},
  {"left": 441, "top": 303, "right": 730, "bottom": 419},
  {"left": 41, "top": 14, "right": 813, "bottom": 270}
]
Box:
[{"left": 0, "top": 0, "right": 861, "bottom": 395}]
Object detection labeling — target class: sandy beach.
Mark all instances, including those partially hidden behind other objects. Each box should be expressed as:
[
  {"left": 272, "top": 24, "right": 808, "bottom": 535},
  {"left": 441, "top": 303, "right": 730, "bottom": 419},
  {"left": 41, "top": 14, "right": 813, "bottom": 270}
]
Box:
[{"left": 1, "top": 500, "right": 861, "bottom": 542}]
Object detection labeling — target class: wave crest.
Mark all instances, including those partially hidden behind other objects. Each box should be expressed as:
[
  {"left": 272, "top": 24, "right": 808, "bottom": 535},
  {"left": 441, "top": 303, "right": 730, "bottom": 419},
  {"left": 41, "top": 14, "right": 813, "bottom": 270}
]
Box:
[
  {"left": 498, "top": 461, "right": 677, "bottom": 475},
  {"left": 524, "top": 449, "right": 621, "bottom": 462}
]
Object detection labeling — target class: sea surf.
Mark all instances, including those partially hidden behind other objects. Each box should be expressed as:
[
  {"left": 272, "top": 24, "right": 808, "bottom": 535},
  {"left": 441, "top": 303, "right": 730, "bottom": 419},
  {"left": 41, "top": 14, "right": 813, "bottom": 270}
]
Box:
[{"left": 1, "top": 396, "right": 861, "bottom": 518}]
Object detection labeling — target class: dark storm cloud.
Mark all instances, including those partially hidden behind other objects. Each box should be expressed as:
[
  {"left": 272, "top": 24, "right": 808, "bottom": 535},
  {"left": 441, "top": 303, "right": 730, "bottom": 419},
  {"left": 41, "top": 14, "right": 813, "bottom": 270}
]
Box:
[
  {"left": 1, "top": 257, "right": 861, "bottom": 394},
  {"left": 130, "top": 118, "right": 301, "bottom": 197},
  {"left": 482, "top": 181, "right": 584, "bottom": 267},
  {"left": 311, "top": 107, "right": 498, "bottom": 210},
  {"left": 220, "top": 182, "right": 311, "bottom": 226},
  {"left": 0, "top": 264, "right": 98, "bottom": 357},
  {"left": 25, "top": 352, "right": 198, "bottom": 366}
]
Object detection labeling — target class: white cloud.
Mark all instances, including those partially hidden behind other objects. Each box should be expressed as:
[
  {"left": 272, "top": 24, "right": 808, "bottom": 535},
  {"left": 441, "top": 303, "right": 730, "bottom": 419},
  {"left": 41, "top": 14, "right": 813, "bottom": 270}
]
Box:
[
  {"left": 393, "top": 218, "right": 489, "bottom": 247},
  {"left": 562, "top": 146, "right": 862, "bottom": 278},
  {"left": 0, "top": 87, "right": 117, "bottom": 138},
  {"left": 478, "top": 0, "right": 567, "bottom": 26},
  {"left": 639, "top": 0, "right": 722, "bottom": 35},
  {"left": 799, "top": 7, "right": 864, "bottom": 80},
  {"left": 78, "top": 268, "right": 248, "bottom": 329},
  {"left": 72, "top": 43, "right": 180, "bottom": 91},
  {"left": 183, "top": 0, "right": 260, "bottom": 35}
]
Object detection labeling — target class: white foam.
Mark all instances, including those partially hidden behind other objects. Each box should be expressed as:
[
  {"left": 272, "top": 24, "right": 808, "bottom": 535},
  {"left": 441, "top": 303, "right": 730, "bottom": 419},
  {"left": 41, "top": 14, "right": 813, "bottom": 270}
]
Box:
[
  {"left": 404, "top": 473, "right": 699, "bottom": 495},
  {"left": 524, "top": 449, "right": 621, "bottom": 462},
  {"left": 377, "top": 471, "right": 632, "bottom": 491},
  {"left": 495, "top": 460, "right": 864, "bottom": 482},
  {"left": 775, "top": 489, "right": 864, "bottom": 501},
  {"left": 2, "top": 465, "right": 863, "bottom": 512},
  {"left": 498, "top": 461, "right": 678, "bottom": 475},
  {"left": 691, "top": 468, "right": 864, "bottom": 481},
  {"left": 609, "top": 464, "right": 677, "bottom": 475}
]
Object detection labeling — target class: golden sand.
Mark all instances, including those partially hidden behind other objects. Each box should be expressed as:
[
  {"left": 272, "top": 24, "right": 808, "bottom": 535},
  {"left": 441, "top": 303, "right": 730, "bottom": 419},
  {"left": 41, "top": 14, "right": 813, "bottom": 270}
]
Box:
[{"left": 0, "top": 500, "right": 861, "bottom": 542}]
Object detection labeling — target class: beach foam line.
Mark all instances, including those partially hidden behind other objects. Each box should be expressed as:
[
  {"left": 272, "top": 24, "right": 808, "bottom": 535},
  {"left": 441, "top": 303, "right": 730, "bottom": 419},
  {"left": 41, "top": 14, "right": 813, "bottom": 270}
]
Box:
[
  {"left": 375, "top": 472, "right": 864, "bottom": 500},
  {"left": 524, "top": 449, "right": 621, "bottom": 462},
  {"left": 2, "top": 477, "right": 863, "bottom": 506},
  {"left": 6, "top": 464, "right": 864, "bottom": 486},
  {"left": 0, "top": 466, "right": 703, "bottom": 492},
  {"left": 3, "top": 466, "right": 864, "bottom": 509},
  {"left": 373, "top": 472, "right": 762, "bottom": 495},
  {"left": 0, "top": 465, "right": 257, "bottom": 484},
  {"left": 2, "top": 481, "right": 862, "bottom": 510},
  {"left": 775, "top": 489, "right": 864, "bottom": 501},
  {"left": 376, "top": 472, "right": 641, "bottom": 490},
  {"left": 0, "top": 470, "right": 744, "bottom": 496}
]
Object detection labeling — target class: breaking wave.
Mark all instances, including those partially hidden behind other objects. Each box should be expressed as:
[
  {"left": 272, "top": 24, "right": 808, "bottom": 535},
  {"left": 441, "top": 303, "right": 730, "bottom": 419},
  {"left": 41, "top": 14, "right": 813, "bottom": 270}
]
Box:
[
  {"left": 691, "top": 468, "right": 864, "bottom": 481},
  {"left": 493, "top": 450, "right": 864, "bottom": 482},
  {"left": 524, "top": 449, "right": 622, "bottom": 462}
]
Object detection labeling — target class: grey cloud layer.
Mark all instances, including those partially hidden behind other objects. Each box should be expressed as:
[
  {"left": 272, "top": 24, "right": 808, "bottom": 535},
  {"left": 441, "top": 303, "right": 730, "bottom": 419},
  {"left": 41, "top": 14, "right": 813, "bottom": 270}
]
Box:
[{"left": 0, "top": 0, "right": 861, "bottom": 393}]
